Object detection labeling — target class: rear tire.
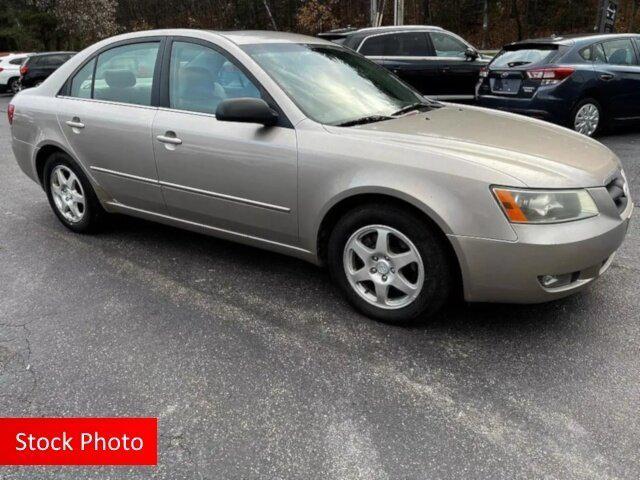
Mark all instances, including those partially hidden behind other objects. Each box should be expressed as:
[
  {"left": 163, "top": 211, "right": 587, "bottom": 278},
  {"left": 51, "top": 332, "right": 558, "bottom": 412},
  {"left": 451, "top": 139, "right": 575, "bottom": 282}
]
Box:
[
  {"left": 327, "top": 203, "right": 453, "bottom": 325},
  {"left": 43, "top": 152, "right": 105, "bottom": 233},
  {"left": 8, "top": 78, "right": 20, "bottom": 94},
  {"left": 571, "top": 97, "right": 603, "bottom": 137}
]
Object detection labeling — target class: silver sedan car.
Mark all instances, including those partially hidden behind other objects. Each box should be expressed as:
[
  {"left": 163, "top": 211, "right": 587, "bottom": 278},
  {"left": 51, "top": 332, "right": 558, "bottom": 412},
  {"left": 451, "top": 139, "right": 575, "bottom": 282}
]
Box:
[{"left": 9, "top": 30, "right": 633, "bottom": 324}]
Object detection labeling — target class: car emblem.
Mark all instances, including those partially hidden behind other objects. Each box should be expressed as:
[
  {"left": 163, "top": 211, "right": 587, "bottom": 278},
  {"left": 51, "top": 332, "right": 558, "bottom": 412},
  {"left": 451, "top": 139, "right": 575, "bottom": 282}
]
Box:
[{"left": 501, "top": 72, "right": 509, "bottom": 78}]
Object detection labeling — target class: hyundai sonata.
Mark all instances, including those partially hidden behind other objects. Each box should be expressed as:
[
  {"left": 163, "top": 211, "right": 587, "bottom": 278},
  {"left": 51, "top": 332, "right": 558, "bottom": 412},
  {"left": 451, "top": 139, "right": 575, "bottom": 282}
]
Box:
[{"left": 9, "top": 30, "right": 633, "bottom": 323}]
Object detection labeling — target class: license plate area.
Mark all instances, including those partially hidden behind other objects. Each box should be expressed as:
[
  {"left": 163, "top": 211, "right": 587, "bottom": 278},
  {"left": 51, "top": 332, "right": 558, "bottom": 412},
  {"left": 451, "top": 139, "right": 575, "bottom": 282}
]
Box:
[{"left": 490, "top": 77, "right": 522, "bottom": 95}]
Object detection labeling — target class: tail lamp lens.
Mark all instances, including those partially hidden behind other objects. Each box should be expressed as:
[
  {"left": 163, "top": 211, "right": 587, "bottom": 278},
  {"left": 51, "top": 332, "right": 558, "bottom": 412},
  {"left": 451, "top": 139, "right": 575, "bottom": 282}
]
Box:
[
  {"left": 492, "top": 187, "right": 598, "bottom": 224},
  {"left": 526, "top": 67, "right": 575, "bottom": 85},
  {"left": 479, "top": 67, "right": 488, "bottom": 78},
  {"left": 20, "top": 65, "right": 28, "bottom": 76},
  {"left": 7, "top": 104, "right": 15, "bottom": 125}
]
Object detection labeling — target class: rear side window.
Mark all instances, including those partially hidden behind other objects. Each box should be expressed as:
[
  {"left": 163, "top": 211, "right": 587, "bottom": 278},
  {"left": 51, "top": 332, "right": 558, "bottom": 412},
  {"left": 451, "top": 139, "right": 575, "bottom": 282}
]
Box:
[
  {"left": 41, "top": 55, "right": 67, "bottom": 67},
  {"left": 70, "top": 58, "right": 95, "bottom": 98},
  {"left": 430, "top": 32, "right": 467, "bottom": 58},
  {"left": 360, "top": 32, "right": 429, "bottom": 57},
  {"left": 601, "top": 39, "right": 637, "bottom": 65},
  {"left": 490, "top": 46, "right": 558, "bottom": 68},
  {"left": 92, "top": 42, "right": 160, "bottom": 106},
  {"left": 9, "top": 57, "right": 25, "bottom": 65}
]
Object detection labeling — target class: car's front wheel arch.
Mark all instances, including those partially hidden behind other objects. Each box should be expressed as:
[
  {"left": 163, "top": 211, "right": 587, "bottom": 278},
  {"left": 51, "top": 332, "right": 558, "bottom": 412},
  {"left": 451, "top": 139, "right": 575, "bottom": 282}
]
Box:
[{"left": 317, "top": 193, "right": 463, "bottom": 300}]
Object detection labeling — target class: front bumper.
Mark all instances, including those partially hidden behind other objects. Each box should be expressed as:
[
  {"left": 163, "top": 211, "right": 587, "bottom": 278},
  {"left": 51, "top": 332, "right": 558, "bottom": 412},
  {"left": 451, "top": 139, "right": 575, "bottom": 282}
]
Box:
[{"left": 449, "top": 190, "right": 633, "bottom": 304}]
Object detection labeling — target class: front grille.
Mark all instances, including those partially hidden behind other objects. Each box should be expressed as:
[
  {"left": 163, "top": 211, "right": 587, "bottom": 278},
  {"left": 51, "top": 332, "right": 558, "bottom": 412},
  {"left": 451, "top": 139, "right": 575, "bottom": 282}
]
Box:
[{"left": 606, "top": 172, "right": 628, "bottom": 214}]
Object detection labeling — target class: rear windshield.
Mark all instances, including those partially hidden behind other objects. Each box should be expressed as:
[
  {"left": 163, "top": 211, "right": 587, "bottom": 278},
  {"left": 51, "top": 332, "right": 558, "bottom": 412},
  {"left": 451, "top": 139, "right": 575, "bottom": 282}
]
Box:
[{"left": 490, "top": 45, "right": 560, "bottom": 68}]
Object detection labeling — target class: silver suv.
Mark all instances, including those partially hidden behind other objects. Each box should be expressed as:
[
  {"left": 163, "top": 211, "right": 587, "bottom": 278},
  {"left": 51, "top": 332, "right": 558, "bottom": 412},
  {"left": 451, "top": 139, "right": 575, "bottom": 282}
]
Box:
[{"left": 9, "top": 30, "right": 633, "bottom": 323}]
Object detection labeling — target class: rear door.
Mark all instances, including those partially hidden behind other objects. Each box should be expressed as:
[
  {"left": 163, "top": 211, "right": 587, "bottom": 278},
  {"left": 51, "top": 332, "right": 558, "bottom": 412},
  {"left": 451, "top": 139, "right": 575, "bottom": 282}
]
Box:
[
  {"left": 56, "top": 39, "right": 166, "bottom": 213},
  {"left": 594, "top": 38, "right": 640, "bottom": 119},
  {"left": 358, "top": 32, "right": 438, "bottom": 96},
  {"left": 428, "top": 31, "right": 483, "bottom": 99}
]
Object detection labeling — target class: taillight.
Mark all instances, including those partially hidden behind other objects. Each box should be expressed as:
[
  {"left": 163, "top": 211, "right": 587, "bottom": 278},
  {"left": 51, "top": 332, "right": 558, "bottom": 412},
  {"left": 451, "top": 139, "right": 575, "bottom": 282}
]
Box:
[
  {"left": 7, "top": 104, "right": 15, "bottom": 125},
  {"left": 526, "top": 67, "right": 575, "bottom": 85},
  {"left": 479, "top": 67, "right": 488, "bottom": 78},
  {"left": 19, "top": 65, "right": 28, "bottom": 76},
  {"left": 0, "top": 67, "right": 4, "bottom": 73}
]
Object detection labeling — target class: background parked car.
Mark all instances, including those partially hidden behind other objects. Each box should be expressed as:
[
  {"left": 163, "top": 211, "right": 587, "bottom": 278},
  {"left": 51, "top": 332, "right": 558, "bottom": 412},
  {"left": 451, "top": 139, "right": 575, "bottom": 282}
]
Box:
[
  {"left": 0, "top": 53, "right": 33, "bottom": 93},
  {"left": 19, "top": 51, "right": 75, "bottom": 89},
  {"left": 476, "top": 33, "right": 640, "bottom": 136},
  {"left": 319, "top": 25, "right": 489, "bottom": 101}
]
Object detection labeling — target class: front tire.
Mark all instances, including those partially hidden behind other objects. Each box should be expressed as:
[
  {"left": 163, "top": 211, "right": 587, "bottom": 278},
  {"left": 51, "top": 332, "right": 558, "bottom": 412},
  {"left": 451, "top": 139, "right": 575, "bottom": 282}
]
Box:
[
  {"left": 571, "top": 98, "right": 603, "bottom": 137},
  {"left": 43, "top": 152, "right": 105, "bottom": 233},
  {"left": 327, "top": 204, "right": 453, "bottom": 325}
]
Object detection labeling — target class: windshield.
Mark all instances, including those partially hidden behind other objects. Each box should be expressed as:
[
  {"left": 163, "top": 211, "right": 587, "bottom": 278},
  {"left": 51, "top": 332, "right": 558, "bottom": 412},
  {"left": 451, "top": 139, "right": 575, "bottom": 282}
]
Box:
[
  {"left": 491, "top": 46, "right": 559, "bottom": 68},
  {"left": 242, "top": 43, "right": 427, "bottom": 126}
]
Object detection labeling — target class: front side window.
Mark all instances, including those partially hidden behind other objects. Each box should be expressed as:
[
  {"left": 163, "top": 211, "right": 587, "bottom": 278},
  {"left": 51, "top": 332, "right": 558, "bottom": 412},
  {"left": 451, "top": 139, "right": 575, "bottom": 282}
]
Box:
[
  {"left": 430, "top": 33, "right": 467, "bottom": 58},
  {"left": 169, "top": 41, "right": 261, "bottom": 115},
  {"left": 93, "top": 42, "right": 160, "bottom": 106},
  {"left": 243, "top": 43, "right": 424, "bottom": 126},
  {"left": 601, "top": 39, "right": 637, "bottom": 65}
]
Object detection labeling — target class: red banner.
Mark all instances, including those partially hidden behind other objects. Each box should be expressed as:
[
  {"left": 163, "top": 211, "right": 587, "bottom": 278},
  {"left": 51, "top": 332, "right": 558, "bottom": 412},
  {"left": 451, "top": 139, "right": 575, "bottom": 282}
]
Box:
[{"left": 0, "top": 418, "right": 157, "bottom": 466}]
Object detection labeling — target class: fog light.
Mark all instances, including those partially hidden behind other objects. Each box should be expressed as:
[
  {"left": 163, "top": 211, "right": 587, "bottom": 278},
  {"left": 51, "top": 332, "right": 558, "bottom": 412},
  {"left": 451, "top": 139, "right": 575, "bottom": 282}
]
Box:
[{"left": 539, "top": 273, "right": 573, "bottom": 288}]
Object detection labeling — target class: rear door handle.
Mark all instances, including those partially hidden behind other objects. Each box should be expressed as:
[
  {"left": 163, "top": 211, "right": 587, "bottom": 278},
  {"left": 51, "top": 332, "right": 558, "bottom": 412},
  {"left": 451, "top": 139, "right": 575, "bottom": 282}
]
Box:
[
  {"left": 600, "top": 73, "right": 615, "bottom": 81},
  {"left": 65, "top": 118, "right": 84, "bottom": 129},
  {"left": 156, "top": 133, "right": 182, "bottom": 145}
]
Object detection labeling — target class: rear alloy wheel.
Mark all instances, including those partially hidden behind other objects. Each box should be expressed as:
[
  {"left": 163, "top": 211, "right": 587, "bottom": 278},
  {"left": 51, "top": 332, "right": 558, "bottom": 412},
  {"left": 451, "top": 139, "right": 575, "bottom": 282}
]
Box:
[
  {"left": 572, "top": 98, "right": 602, "bottom": 137},
  {"left": 328, "top": 204, "right": 453, "bottom": 324},
  {"left": 44, "top": 152, "right": 105, "bottom": 233}
]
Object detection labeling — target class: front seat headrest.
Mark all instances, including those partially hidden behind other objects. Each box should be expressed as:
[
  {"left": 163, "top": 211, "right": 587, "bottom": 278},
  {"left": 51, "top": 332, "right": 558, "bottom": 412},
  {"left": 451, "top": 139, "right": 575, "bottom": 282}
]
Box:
[{"left": 105, "top": 70, "right": 136, "bottom": 89}]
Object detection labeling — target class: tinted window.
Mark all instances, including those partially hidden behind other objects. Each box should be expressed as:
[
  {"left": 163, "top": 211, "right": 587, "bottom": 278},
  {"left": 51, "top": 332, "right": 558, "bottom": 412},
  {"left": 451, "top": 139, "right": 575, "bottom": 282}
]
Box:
[
  {"left": 169, "top": 41, "right": 261, "bottom": 115},
  {"left": 359, "top": 35, "right": 387, "bottom": 56},
  {"left": 243, "top": 43, "right": 424, "bottom": 125},
  {"left": 490, "top": 47, "right": 558, "bottom": 68},
  {"left": 93, "top": 42, "right": 160, "bottom": 106},
  {"left": 579, "top": 46, "right": 593, "bottom": 61},
  {"left": 430, "top": 32, "right": 467, "bottom": 58},
  {"left": 69, "top": 58, "right": 95, "bottom": 99},
  {"left": 41, "top": 55, "right": 68, "bottom": 67},
  {"left": 9, "top": 57, "right": 25, "bottom": 65},
  {"left": 360, "top": 32, "right": 429, "bottom": 57},
  {"left": 601, "top": 39, "right": 636, "bottom": 65}
]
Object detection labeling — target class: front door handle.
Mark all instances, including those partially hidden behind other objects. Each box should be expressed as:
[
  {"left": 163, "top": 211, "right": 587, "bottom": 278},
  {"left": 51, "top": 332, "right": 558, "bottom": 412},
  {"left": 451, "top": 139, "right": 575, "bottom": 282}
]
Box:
[
  {"left": 156, "top": 133, "right": 182, "bottom": 145},
  {"left": 600, "top": 73, "right": 615, "bottom": 81},
  {"left": 65, "top": 117, "right": 84, "bottom": 129}
]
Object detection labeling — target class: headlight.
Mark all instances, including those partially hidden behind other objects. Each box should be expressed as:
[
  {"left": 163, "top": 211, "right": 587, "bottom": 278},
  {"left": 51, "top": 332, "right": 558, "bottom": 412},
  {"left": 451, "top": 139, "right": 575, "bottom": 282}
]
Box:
[{"left": 492, "top": 187, "right": 598, "bottom": 224}]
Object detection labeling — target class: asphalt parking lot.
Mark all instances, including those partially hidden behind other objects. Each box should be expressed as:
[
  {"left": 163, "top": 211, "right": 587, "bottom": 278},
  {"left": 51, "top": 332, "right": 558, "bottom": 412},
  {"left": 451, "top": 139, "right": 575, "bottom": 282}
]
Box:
[{"left": 0, "top": 92, "right": 639, "bottom": 480}]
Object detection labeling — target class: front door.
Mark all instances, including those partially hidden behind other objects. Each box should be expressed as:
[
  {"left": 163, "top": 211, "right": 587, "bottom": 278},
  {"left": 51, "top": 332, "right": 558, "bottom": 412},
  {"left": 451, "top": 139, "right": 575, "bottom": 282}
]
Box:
[
  {"left": 429, "top": 32, "right": 483, "bottom": 99},
  {"left": 56, "top": 40, "right": 165, "bottom": 213},
  {"left": 595, "top": 39, "right": 640, "bottom": 120},
  {"left": 152, "top": 39, "right": 298, "bottom": 245}
]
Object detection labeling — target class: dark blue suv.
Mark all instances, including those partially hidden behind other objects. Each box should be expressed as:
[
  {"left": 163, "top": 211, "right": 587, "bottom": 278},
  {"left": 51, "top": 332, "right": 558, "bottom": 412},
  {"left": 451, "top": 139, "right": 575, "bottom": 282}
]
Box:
[{"left": 476, "top": 33, "right": 640, "bottom": 136}]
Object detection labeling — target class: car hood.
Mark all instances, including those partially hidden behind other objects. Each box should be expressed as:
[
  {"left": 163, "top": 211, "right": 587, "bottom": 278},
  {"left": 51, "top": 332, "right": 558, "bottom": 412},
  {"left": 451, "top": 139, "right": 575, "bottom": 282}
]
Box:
[{"left": 326, "top": 104, "right": 620, "bottom": 188}]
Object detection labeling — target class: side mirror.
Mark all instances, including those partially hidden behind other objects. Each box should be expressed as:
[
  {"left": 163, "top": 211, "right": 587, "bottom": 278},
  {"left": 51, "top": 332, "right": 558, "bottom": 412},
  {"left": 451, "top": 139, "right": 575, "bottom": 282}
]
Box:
[
  {"left": 465, "top": 48, "right": 479, "bottom": 60},
  {"left": 215, "top": 98, "right": 279, "bottom": 126}
]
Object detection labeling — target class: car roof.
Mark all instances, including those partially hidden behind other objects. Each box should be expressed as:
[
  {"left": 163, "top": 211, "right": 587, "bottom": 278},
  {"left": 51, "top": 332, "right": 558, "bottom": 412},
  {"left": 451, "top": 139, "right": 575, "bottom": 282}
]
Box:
[
  {"left": 27, "top": 51, "right": 76, "bottom": 57},
  {"left": 506, "top": 32, "right": 639, "bottom": 48},
  {"left": 319, "top": 24, "right": 444, "bottom": 39},
  {"left": 215, "top": 30, "right": 331, "bottom": 46}
]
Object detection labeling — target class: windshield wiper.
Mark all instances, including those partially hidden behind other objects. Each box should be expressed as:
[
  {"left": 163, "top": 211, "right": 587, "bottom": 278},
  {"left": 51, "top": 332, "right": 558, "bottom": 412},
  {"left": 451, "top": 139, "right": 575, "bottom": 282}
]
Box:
[
  {"left": 337, "top": 115, "right": 393, "bottom": 127},
  {"left": 391, "top": 102, "right": 432, "bottom": 116}
]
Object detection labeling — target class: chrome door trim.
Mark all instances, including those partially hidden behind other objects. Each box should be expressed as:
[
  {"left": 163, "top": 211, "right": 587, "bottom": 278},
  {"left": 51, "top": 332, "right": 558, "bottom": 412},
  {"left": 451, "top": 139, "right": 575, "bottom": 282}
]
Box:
[
  {"left": 105, "top": 201, "right": 307, "bottom": 252},
  {"left": 56, "top": 95, "right": 159, "bottom": 111},
  {"left": 159, "top": 181, "right": 291, "bottom": 213},
  {"left": 89, "top": 166, "right": 290, "bottom": 213},
  {"left": 90, "top": 166, "right": 159, "bottom": 185}
]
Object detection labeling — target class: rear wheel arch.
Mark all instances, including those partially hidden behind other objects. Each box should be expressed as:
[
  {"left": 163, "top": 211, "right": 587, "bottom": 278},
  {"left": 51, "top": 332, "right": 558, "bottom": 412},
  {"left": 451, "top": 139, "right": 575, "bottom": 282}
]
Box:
[
  {"left": 35, "top": 144, "right": 70, "bottom": 186},
  {"left": 316, "top": 193, "right": 463, "bottom": 296}
]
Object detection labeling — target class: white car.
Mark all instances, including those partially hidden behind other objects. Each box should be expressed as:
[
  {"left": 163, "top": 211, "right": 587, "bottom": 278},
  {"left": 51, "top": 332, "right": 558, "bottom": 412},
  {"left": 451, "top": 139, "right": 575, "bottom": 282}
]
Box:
[{"left": 0, "top": 53, "right": 33, "bottom": 94}]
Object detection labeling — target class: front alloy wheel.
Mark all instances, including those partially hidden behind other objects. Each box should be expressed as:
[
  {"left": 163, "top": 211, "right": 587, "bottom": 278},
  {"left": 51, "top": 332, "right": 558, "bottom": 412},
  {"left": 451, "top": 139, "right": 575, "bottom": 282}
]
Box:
[
  {"left": 327, "top": 204, "right": 453, "bottom": 324},
  {"left": 9, "top": 78, "right": 20, "bottom": 94},
  {"left": 343, "top": 225, "right": 424, "bottom": 309}
]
